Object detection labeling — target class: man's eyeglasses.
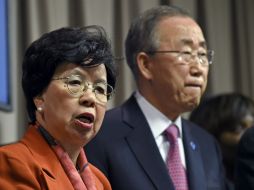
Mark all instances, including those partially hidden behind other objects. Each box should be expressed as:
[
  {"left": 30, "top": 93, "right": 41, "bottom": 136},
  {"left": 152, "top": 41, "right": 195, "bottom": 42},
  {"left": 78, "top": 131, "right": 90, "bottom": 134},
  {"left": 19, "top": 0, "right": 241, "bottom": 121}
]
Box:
[
  {"left": 147, "top": 50, "right": 214, "bottom": 66},
  {"left": 52, "top": 75, "right": 114, "bottom": 103}
]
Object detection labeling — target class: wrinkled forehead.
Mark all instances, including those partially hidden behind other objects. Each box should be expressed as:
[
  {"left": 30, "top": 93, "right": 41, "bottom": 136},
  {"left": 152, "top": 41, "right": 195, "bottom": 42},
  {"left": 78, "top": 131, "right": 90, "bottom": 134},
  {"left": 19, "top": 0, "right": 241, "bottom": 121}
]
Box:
[
  {"left": 155, "top": 16, "right": 207, "bottom": 49},
  {"left": 175, "top": 37, "right": 207, "bottom": 49}
]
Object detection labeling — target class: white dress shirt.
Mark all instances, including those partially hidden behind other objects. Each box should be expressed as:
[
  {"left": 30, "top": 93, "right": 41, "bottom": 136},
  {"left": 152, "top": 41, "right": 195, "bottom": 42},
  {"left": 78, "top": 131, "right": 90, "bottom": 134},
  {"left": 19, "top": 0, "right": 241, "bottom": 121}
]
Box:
[{"left": 135, "top": 91, "right": 187, "bottom": 168}]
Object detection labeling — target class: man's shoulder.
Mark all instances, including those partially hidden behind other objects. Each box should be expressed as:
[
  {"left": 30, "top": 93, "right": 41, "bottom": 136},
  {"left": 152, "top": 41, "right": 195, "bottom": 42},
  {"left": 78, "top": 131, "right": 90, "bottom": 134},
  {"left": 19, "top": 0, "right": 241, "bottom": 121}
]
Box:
[
  {"left": 183, "top": 119, "right": 217, "bottom": 143},
  {"left": 105, "top": 106, "right": 122, "bottom": 118},
  {"left": 97, "top": 96, "right": 142, "bottom": 140},
  {"left": 102, "top": 106, "right": 124, "bottom": 129},
  {"left": 103, "top": 95, "right": 139, "bottom": 122},
  {"left": 100, "top": 105, "right": 132, "bottom": 137}
]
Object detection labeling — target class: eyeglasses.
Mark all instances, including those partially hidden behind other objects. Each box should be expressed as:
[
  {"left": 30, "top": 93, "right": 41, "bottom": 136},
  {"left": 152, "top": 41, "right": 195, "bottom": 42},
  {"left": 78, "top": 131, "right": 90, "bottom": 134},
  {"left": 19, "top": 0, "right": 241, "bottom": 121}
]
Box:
[
  {"left": 52, "top": 75, "right": 114, "bottom": 103},
  {"left": 147, "top": 50, "right": 214, "bottom": 66}
]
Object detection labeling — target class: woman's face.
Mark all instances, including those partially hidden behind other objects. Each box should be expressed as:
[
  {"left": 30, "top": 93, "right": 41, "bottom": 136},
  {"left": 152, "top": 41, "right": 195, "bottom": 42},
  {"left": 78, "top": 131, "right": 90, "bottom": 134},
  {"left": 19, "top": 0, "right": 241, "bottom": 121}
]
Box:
[
  {"left": 34, "top": 63, "right": 108, "bottom": 147},
  {"left": 219, "top": 113, "right": 254, "bottom": 162},
  {"left": 220, "top": 113, "right": 254, "bottom": 146}
]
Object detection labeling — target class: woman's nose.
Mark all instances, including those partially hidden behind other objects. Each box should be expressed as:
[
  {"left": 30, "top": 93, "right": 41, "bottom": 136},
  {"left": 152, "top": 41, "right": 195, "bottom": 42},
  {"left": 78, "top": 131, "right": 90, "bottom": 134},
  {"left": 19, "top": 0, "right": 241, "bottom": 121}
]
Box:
[{"left": 79, "top": 87, "right": 96, "bottom": 107}]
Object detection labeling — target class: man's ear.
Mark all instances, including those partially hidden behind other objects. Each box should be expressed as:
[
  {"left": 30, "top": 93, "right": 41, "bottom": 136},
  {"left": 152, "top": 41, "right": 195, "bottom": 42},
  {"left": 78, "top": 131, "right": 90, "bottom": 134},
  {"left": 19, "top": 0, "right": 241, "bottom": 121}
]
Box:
[{"left": 136, "top": 52, "right": 153, "bottom": 80}]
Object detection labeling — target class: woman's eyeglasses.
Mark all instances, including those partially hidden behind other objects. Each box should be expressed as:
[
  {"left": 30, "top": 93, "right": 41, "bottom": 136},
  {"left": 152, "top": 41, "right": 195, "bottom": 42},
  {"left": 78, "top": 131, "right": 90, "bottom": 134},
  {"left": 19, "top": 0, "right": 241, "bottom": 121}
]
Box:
[{"left": 52, "top": 75, "right": 114, "bottom": 103}]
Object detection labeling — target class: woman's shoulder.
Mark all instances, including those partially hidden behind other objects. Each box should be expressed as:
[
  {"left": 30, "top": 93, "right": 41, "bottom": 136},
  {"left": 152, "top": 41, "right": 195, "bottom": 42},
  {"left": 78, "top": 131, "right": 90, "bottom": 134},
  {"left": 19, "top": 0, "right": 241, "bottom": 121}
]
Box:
[
  {"left": 0, "top": 141, "right": 34, "bottom": 161},
  {"left": 0, "top": 126, "right": 47, "bottom": 163}
]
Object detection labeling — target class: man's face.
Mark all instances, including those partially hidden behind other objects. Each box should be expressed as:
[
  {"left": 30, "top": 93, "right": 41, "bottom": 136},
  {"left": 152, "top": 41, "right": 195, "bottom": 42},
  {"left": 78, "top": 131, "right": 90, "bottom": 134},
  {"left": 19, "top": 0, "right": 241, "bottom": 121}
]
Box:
[{"left": 147, "top": 16, "right": 209, "bottom": 119}]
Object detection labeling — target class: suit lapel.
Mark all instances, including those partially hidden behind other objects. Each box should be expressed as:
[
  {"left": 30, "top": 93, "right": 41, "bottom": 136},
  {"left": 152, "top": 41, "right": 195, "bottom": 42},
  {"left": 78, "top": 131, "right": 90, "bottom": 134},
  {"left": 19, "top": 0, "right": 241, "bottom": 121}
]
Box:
[
  {"left": 122, "top": 96, "right": 174, "bottom": 189},
  {"left": 182, "top": 120, "right": 206, "bottom": 190}
]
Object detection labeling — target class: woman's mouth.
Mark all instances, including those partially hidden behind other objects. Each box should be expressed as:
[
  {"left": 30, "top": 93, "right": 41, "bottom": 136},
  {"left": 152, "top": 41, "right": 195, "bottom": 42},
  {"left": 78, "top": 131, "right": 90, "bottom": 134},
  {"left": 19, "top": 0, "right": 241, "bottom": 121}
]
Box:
[{"left": 74, "top": 113, "right": 95, "bottom": 130}]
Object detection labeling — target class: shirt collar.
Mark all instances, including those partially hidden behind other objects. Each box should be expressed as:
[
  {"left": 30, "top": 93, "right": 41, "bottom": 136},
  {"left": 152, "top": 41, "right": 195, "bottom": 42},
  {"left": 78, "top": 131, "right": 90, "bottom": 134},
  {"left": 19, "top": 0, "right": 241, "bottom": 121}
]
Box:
[{"left": 135, "top": 91, "right": 183, "bottom": 139}]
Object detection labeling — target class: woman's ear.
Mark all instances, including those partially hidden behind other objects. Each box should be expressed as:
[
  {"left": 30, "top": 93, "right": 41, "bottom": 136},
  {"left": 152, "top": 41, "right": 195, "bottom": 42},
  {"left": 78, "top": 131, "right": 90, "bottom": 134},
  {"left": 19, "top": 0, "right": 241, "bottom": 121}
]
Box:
[
  {"left": 33, "top": 96, "right": 44, "bottom": 112},
  {"left": 136, "top": 52, "right": 153, "bottom": 80}
]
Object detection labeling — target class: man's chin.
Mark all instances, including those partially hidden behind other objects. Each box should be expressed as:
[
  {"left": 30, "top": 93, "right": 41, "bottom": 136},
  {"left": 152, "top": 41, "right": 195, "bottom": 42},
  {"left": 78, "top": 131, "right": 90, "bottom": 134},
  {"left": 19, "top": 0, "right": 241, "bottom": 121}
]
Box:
[{"left": 186, "top": 97, "right": 200, "bottom": 110}]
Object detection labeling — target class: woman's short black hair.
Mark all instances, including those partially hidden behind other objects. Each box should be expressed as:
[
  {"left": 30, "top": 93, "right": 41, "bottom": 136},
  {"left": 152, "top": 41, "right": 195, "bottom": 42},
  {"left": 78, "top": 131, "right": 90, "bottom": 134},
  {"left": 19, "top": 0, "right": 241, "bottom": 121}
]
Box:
[
  {"left": 22, "top": 25, "right": 117, "bottom": 123},
  {"left": 190, "top": 93, "right": 254, "bottom": 136}
]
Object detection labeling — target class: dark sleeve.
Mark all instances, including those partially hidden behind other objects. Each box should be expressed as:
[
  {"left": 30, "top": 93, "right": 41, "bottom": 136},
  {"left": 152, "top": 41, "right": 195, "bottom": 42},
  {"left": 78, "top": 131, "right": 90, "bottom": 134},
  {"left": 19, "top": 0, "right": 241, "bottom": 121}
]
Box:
[
  {"left": 235, "top": 127, "right": 254, "bottom": 190},
  {"left": 85, "top": 132, "right": 109, "bottom": 178}
]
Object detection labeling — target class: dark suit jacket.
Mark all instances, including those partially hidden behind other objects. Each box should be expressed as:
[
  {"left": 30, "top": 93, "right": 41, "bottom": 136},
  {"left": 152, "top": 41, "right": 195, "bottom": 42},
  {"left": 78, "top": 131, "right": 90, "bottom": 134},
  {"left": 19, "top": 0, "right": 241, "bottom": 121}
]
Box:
[
  {"left": 0, "top": 126, "right": 111, "bottom": 190},
  {"left": 235, "top": 127, "right": 254, "bottom": 190},
  {"left": 86, "top": 95, "right": 227, "bottom": 190}
]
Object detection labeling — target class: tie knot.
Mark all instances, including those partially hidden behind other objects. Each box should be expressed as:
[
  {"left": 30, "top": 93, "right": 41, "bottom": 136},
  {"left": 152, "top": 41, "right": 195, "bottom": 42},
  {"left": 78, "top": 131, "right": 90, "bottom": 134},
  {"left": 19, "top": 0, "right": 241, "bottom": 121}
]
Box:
[{"left": 166, "top": 124, "right": 179, "bottom": 142}]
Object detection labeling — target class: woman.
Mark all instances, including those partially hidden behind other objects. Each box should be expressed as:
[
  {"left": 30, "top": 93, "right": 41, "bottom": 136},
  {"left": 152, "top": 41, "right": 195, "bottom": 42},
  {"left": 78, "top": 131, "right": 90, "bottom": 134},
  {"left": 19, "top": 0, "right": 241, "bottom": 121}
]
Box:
[
  {"left": 190, "top": 93, "right": 254, "bottom": 189},
  {"left": 0, "top": 25, "right": 116, "bottom": 190}
]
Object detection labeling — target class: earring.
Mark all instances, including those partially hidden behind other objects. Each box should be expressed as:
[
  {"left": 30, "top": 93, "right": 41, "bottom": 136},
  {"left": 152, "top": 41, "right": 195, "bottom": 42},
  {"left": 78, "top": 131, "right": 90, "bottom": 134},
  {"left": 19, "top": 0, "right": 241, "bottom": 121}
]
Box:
[{"left": 37, "top": 107, "right": 43, "bottom": 113}]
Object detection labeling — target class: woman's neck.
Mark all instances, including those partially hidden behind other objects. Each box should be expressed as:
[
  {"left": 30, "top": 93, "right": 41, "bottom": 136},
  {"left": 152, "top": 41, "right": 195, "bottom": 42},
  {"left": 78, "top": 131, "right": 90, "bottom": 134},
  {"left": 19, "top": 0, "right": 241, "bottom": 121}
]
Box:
[{"left": 59, "top": 141, "right": 82, "bottom": 165}]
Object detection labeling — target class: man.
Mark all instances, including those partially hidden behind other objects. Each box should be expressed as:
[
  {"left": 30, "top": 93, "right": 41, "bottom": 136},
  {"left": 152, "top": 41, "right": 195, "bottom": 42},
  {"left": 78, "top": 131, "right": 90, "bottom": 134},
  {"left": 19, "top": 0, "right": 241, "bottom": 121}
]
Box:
[
  {"left": 235, "top": 127, "right": 254, "bottom": 190},
  {"left": 86, "top": 5, "right": 227, "bottom": 190}
]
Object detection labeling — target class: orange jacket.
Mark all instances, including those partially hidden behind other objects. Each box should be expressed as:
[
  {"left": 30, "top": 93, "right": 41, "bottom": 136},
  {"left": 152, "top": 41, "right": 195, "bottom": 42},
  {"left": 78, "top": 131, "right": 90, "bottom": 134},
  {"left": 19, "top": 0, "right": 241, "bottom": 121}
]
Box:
[{"left": 0, "top": 126, "right": 111, "bottom": 190}]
